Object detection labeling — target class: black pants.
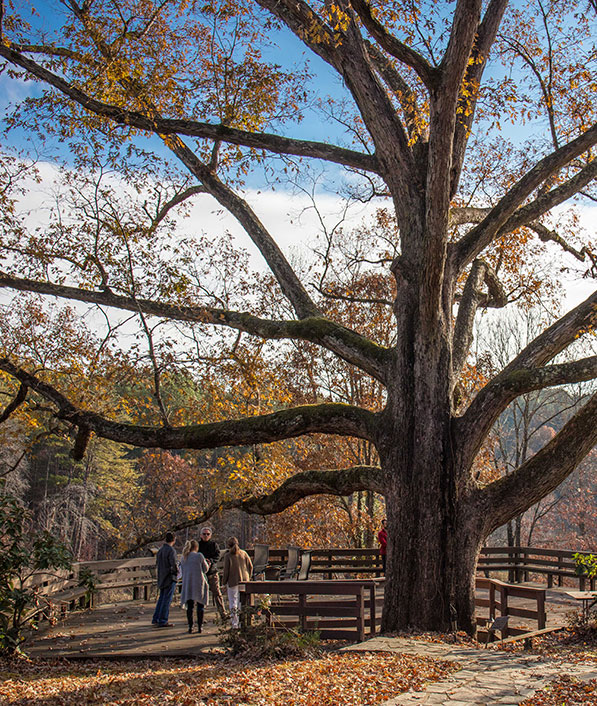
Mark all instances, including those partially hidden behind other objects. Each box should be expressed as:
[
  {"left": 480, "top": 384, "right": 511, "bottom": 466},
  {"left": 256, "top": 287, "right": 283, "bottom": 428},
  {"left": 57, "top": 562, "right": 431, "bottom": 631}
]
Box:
[{"left": 186, "top": 600, "right": 205, "bottom": 630}]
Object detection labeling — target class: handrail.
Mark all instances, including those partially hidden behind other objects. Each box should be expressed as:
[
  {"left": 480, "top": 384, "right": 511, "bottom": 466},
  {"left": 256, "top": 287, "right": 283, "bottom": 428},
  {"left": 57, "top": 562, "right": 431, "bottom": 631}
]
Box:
[
  {"left": 475, "top": 576, "right": 546, "bottom": 640},
  {"left": 240, "top": 578, "right": 384, "bottom": 641},
  {"left": 31, "top": 544, "right": 597, "bottom": 606}
]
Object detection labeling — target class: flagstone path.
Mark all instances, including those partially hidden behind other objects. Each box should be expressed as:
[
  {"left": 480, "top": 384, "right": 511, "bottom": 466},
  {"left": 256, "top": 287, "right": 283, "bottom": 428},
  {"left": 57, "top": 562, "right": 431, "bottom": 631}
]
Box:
[{"left": 344, "top": 636, "right": 597, "bottom": 705}]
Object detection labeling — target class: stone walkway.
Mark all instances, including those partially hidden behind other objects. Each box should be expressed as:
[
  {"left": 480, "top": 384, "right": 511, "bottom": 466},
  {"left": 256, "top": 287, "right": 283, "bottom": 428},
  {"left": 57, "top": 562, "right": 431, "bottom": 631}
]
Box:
[{"left": 343, "top": 636, "right": 597, "bottom": 705}]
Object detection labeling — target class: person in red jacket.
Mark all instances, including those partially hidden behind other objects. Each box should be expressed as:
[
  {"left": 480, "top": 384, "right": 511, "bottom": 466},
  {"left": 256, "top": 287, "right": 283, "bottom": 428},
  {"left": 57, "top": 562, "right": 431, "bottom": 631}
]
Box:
[{"left": 377, "top": 519, "right": 388, "bottom": 574}]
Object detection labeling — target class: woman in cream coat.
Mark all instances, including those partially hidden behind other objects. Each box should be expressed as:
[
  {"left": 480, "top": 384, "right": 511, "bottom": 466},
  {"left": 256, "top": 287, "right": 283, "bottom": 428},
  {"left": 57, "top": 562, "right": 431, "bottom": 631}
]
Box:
[{"left": 222, "top": 536, "right": 253, "bottom": 628}]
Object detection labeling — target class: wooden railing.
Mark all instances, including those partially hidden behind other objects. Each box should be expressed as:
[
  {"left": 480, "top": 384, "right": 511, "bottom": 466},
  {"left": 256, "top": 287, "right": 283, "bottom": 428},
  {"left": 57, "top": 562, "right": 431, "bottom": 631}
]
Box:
[
  {"left": 24, "top": 557, "right": 158, "bottom": 615},
  {"left": 239, "top": 578, "right": 384, "bottom": 641},
  {"left": 28, "top": 544, "right": 595, "bottom": 626},
  {"left": 475, "top": 576, "right": 546, "bottom": 640},
  {"left": 477, "top": 546, "right": 593, "bottom": 589},
  {"left": 250, "top": 548, "right": 383, "bottom": 578}
]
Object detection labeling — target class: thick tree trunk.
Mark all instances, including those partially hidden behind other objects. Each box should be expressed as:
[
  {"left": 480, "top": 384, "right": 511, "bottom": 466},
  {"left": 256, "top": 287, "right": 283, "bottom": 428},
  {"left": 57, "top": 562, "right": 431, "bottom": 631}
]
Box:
[
  {"left": 378, "top": 275, "right": 484, "bottom": 635},
  {"left": 379, "top": 447, "right": 484, "bottom": 634}
]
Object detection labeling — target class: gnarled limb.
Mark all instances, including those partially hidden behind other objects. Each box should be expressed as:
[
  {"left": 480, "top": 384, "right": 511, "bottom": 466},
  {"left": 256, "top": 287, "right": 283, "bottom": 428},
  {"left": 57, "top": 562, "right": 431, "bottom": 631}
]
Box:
[
  {"left": 504, "top": 160, "right": 597, "bottom": 233},
  {"left": 454, "top": 124, "right": 597, "bottom": 271},
  {"left": 0, "top": 274, "right": 390, "bottom": 382},
  {"left": 450, "top": 204, "right": 597, "bottom": 273},
  {"left": 0, "top": 358, "right": 377, "bottom": 448},
  {"left": 475, "top": 390, "right": 597, "bottom": 535},
  {"left": 452, "top": 259, "right": 507, "bottom": 376},
  {"left": 123, "top": 464, "right": 383, "bottom": 554},
  {"left": 531, "top": 223, "right": 597, "bottom": 275},
  {"left": 454, "top": 288, "right": 597, "bottom": 469},
  {"left": 0, "top": 44, "right": 378, "bottom": 174}
]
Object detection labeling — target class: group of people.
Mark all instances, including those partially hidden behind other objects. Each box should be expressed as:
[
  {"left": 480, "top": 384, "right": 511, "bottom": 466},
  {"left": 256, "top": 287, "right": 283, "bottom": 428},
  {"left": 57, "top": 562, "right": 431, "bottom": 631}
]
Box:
[
  {"left": 153, "top": 519, "right": 388, "bottom": 632},
  {"left": 151, "top": 527, "right": 253, "bottom": 632}
]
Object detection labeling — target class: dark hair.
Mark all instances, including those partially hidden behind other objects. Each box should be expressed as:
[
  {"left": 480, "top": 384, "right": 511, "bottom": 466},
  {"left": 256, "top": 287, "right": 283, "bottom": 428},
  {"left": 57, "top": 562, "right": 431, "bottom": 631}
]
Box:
[
  {"left": 227, "top": 536, "right": 239, "bottom": 555},
  {"left": 165, "top": 531, "right": 175, "bottom": 543}
]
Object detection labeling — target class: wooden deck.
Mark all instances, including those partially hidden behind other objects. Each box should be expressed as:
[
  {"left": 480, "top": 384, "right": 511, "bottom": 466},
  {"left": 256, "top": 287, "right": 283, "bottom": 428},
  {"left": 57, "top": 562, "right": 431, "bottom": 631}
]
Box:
[
  {"left": 22, "top": 586, "right": 581, "bottom": 659},
  {"left": 24, "top": 601, "right": 222, "bottom": 659}
]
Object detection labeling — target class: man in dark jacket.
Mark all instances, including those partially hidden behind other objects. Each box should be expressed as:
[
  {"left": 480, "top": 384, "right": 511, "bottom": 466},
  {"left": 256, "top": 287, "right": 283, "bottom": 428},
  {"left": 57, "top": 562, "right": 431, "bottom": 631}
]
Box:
[
  {"left": 198, "top": 527, "right": 226, "bottom": 619},
  {"left": 152, "top": 531, "right": 177, "bottom": 627}
]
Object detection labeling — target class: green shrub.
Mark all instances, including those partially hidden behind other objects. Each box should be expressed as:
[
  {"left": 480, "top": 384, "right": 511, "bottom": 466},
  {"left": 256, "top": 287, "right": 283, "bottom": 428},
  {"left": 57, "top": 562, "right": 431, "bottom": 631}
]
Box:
[
  {"left": 573, "top": 552, "right": 597, "bottom": 579},
  {"left": 0, "top": 486, "right": 73, "bottom": 654}
]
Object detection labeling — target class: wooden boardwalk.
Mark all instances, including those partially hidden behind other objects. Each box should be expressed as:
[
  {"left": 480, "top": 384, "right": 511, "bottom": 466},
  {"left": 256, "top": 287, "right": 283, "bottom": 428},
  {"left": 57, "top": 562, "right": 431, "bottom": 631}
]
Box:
[
  {"left": 25, "top": 601, "right": 222, "bottom": 659},
  {"left": 23, "top": 587, "right": 580, "bottom": 659}
]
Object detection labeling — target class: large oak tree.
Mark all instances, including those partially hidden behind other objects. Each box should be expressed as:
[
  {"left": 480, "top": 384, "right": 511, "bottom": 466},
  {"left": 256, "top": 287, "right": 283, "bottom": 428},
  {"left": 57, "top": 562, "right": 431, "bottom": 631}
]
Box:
[{"left": 0, "top": 0, "right": 596, "bottom": 633}]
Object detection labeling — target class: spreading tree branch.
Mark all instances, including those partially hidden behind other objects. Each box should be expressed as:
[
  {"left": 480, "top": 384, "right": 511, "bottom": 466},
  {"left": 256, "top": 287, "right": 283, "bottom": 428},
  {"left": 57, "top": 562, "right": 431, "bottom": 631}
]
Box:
[
  {"left": 454, "top": 125, "right": 597, "bottom": 271},
  {"left": 455, "top": 287, "right": 597, "bottom": 469},
  {"left": 0, "top": 44, "right": 378, "bottom": 173},
  {"left": 163, "top": 137, "right": 321, "bottom": 320},
  {"left": 349, "top": 0, "right": 437, "bottom": 89},
  {"left": 477, "top": 390, "right": 597, "bottom": 534},
  {"left": 0, "top": 274, "right": 390, "bottom": 382},
  {"left": 0, "top": 358, "right": 377, "bottom": 448},
  {"left": 122, "top": 464, "right": 383, "bottom": 554}
]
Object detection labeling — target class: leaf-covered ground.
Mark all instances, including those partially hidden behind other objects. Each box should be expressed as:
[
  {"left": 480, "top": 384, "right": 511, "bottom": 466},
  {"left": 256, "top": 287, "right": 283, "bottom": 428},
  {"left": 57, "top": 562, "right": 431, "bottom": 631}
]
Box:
[
  {"left": 521, "top": 675, "right": 597, "bottom": 705},
  {"left": 506, "top": 627, "right": 597, "bottom": 705},
  {"left": 0, "top": 651, "right": 458, "bottom": 705}
]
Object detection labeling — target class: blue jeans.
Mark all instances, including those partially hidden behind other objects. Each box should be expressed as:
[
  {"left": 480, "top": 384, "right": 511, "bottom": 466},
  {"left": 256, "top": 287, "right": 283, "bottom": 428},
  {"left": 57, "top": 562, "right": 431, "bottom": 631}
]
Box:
[{"left": 152, "top": 581, "right": 176, "bottom": 625}]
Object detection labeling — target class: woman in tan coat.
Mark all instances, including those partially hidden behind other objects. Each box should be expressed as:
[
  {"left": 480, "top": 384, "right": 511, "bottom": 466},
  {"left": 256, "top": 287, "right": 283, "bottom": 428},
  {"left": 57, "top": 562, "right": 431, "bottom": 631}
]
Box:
[{"left": 222, "top": 537, "right": 253, "bottom": 628}]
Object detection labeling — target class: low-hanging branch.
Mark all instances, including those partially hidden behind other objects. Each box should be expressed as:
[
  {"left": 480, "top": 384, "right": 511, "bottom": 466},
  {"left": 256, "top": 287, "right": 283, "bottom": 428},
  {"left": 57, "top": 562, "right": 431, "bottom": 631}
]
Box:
[
  {"left": 0, "top": 358, "right": 378, "bottom": 448},
  {"left": 122, "top": 464, "right": 383, "bottom": 555},
  {"left": 0, "top": 382, "right": 28, "bottom": 424},
  {"left": 0, "top": 274, "right": 391, "bottom": 382}
]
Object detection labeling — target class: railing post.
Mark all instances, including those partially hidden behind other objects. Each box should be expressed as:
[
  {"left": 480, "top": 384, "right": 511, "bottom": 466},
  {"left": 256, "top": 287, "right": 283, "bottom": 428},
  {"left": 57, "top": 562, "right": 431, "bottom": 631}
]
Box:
[
  {"left": 523, "top": 550, "right": 529, "bottom": 582},
  {"left": 356, "top": 587, "right": 365, "bottom": 642},
  {"left": 489, "top": 581, "right": 496, "bottom": 621},
  {"left": 537, "top": 590, "right": 546, "bottom": 629},
  {"left": 240, "top": 587, "right": 253, "bottom": 628},
  {"left": 500, "top": 583, "right": 509, "bottom": 638},
  {"left": 298, "top": 592, "right": 307, "bottom": 632},
  {"left": 369, "top": 583, "right": 376, "bottom": 635},
  {"left": 557, "top": 553, "right": 564, "bottom": 587}
]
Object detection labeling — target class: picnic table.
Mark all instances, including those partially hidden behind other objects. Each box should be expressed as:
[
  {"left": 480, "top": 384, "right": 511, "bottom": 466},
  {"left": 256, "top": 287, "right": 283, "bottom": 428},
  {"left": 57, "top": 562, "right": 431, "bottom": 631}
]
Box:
[{"left": 565, "top": 590, "right": 597, "bottom": 620}]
